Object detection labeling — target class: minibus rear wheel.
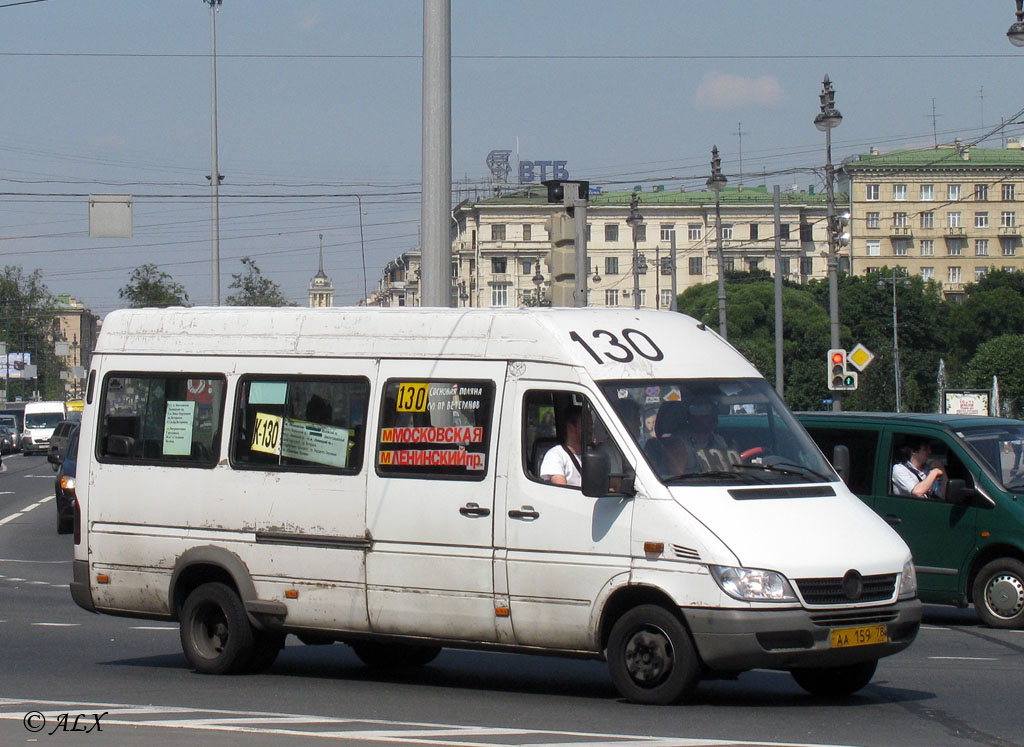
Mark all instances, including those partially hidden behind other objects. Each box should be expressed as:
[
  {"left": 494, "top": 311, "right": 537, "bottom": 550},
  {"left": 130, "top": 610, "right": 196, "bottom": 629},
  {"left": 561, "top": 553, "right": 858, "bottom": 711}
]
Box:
[
  {"left": 790, "top": 659, "right": 877, "bottom": 696},
  {"left": 180, "top": 582, "right": 255, "bottom": 674},
  {"left": 606, "top": 604, "right": 701, "bottom": 705},
  {"left": 972, "top": 558, "right": 1024, "bottom": 628}
]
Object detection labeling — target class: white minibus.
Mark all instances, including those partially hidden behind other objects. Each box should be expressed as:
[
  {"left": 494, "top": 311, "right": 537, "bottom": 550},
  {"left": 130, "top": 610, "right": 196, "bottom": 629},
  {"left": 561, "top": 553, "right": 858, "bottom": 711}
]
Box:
[
  {"left": 71, "top": 307, "right": 920, "bottom": 704},
  {"left": 22, "top": 400, "right": 67, "bottom": 455}
]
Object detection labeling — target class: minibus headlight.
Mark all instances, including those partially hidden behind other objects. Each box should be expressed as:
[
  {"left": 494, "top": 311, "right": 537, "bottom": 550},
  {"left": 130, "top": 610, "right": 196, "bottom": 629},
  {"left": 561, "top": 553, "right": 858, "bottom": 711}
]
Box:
[
  {"left": 710, "top": 565, "right": 797, "bottom": 602},
  {"left": 898, "top": 557, "right": 917, "bottom": 599}
]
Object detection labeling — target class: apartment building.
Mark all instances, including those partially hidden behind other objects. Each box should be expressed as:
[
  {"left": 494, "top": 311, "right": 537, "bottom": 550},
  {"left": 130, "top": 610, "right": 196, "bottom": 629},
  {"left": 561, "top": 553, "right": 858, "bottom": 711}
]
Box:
[
  {"left": 373, "top": 184, "right": 835, "bottom": 308},
  {"left": 841, "top": 141, "right": 1024, "bottom": 297}
]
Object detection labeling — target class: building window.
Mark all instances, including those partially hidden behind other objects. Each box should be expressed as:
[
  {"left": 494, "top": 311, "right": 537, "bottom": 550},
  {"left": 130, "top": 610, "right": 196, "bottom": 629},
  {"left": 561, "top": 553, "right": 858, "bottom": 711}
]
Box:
[
  {"left": 975, "top": 184, "right": 989, "bottom": 201},
  {"left": 721, "top": 224, "right": 734, "bottom": 240},
  {"left": 975, "top": 212, "right": 989, "bottom": 228},
  {"left": 866, "top": 212, "right": 880, "bottom": 229},
  {"left": 893, "top": 184, "right": 907, "bottom": 201},
  {"left": 893, "top": 212, "right": 908, "bottom": 227},
  {"left": 520, "top": 258, "right": 534, "bottom": 275},
  {"left": 634, "top": 224, "right": 647, "bottom": 242},
  {"left": 893, "top": 239, "right": 909, "bottom": 256},
  {"left": 636, "top": 289, "right": 646, "bottom": 307},
  {"left": 947, "top": 239, "right": 964, "bottom": 256},
  {"left": 723, "top": 258, "right": 735, "bottom": 272},
  {"left": 976, "top": 267, "right": 989, "bottom": 281},
  {"left": 779, "top": 224, "right": 791, "bottom": 241},
  {"left": 947, "top": 212, "right": 962, "bottom": 228},
  {"left": 660, "top": 224, "right": 675, "bottom": 242},
  {"left": 660, "top": 289, "right": 673, "bottom": 309},
  {"left": 491, "top": 283, "right": 510, "bottom": 307},
  {"left": 800, "top": 257, "right": 813, "bottom": 275},
  {"left": 586, "top": 224, "right": 592, "bottom": 242},
  {"left": 920, "top": 239, "right": 935, "bottom": 256},
  {"left": 605, "top": 223, "right": 619, "bottom": 242},
  {"left": 1002, "top": 238, "right": 1017, "bottom": 256},
  {"left": 522, "top": 223, "right": 532, "bottom": 241},
  {"left": 689, "top": 256, "right": 703, "bottom": 275},
  {"left": 605, "top": 256, "right": 619, "bottom": 275},
  {"left": 976, "top": 239, "right": 989, "bottom": 256},
  {"left": 947, "top": 184, "right": 961, "bottom": 201},
  {"left": 920, "top": 211, "right": 934, "bottom": 229},
  {"left": 800, "top": 223, "right": 813, "bottom": 242},
  {"left": 1003, "top": 184, "right": 1017, "bottom": 201},
  {"left": 866, "top": 184, "right": 880, "bottom": 201},
  {"left": 605, "top": 289, "right": 619, "bottom": 306},
  {"left": 1001, "top": 211, "right": 1017, "bottom": 227},
  {"left": 921, "top": 267, "right": 934, "bottom": 281},
  {"left": 948, "top": 266, "right": 962, "bottom": 283},
  {"left": 920, "top": 184, "right": 934, "bottom": 201},
  {"left": 780, "top": 257, "right": 791, "bottom": 275},
  {"left": 748, "top": 259, "right": 760, "bottom": 272},
  {"left": 491, "top": 224, "right": 506, "bottom": 241},
  {"left": 491, "top": 257, "right": 507, "bottom": 274},
  {"left": 688, "top": 224, "right": 703, "bottom": 241},
  {"left": 232, "top": 376, "right": 369, "bottom": 474},
  {"left": 749, "top": 223, "right": 759, "bottom": 241},
  {"left": 866, "top": 239, "right": 881, "bottom": 257}
]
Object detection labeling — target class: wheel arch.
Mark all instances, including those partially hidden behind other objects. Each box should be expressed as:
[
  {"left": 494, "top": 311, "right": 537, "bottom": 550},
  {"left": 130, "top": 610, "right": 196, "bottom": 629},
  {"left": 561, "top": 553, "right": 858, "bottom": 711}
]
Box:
[
  {"left": 169, "top": 545, "right": 258, "bottom": 622},
  {"left": 598, "top": 583, "right": 686, "bottom": 651},
  {"left": 966, "top": 544, "right": 1024, "bottom": 604}
]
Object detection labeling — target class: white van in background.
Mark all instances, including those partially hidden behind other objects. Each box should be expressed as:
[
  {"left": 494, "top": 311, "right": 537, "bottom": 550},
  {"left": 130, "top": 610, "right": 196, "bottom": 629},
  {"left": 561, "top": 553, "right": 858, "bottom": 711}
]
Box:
[
  {"left": 71, "top": 307, "right": 921, "bottom": 704},
  {"left": 22, "top": 400, "right": 67, "bottom": 455}
]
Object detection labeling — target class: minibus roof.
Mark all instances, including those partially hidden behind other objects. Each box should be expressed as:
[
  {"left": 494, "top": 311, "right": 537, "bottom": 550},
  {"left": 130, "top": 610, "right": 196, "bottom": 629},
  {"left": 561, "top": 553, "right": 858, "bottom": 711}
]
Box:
[{"left": 96, "top": 307, "right": 761, "bottom": 380}]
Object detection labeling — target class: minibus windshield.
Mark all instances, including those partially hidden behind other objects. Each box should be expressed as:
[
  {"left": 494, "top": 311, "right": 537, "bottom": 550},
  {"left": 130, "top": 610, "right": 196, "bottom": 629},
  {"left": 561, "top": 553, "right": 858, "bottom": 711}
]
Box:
[
  {"left": 600, "top": 378, "right": 836, "bottom": 486},
  {"left": 957, "top": 424, "right": 1024, "bottom": 492},
  {"left": 25, "top": 412, "right": 64, "bottom": 429}
]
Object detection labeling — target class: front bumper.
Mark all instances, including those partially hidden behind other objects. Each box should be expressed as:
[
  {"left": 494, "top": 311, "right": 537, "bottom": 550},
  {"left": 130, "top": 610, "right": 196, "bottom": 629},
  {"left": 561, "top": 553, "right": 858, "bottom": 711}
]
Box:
[{"left": 684, "top": 599, "right": 921, "bottom": 672}]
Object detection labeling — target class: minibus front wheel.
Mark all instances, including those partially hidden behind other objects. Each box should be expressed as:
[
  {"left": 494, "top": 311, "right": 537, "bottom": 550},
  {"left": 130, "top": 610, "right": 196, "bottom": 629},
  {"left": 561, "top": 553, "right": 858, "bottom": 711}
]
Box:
[
  {"left": 180, "top": 582, "right": 255, "bottom": 674},
  {"left": 606, "top": 604, "right": 701, "bottom": 705}
]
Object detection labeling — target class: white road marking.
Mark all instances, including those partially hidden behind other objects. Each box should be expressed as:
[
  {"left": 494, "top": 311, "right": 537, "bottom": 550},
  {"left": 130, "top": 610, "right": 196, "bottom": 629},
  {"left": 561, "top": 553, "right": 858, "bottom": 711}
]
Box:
[
  {"left": 0, "top": 497, "right": 56, "bottom": 526},
  {"left": 0, "top": 697, "right": 867, "bottom": 746},
  {"left": 928, "top": 656, "right": 998, "bottom": 661},
  {"left": 129, "top": 626, "right": 178, "bottom": 631},
  {"left": 30, "top": 623, "right": 80, "bottom": 627}
]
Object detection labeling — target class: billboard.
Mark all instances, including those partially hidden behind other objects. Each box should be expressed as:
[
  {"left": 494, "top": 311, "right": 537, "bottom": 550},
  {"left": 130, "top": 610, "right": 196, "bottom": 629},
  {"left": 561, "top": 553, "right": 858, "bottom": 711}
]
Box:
[
  {"left": 943, "top": 389, "right": 991, "bottom": 416},
  {"left": 1, "top": 352, "right": 33, "bottom": 379}
]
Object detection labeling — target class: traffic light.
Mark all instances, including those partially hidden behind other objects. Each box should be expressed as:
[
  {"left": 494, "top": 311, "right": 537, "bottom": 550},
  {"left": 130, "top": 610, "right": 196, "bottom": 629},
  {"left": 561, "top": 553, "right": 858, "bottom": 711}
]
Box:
[{"left": 827, "top": 348, "right": 859, "bottom": 391}]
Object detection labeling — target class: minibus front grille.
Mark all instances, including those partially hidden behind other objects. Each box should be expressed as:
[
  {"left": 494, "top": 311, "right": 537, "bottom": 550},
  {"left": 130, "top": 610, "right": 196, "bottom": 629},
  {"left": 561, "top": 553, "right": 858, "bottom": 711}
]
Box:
[
  {"left": 795, "top": 573, "right": 898, "bottom": 605},
  {"left": 809, "top": 610, "right": 899, "bottom": 627}
]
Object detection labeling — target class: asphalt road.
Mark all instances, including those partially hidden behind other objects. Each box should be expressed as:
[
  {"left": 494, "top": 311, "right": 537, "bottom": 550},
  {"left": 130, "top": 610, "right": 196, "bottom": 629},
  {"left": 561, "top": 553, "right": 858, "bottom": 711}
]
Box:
[{"left": 1, "top": 453, "right": 1022, "bottom": 747}]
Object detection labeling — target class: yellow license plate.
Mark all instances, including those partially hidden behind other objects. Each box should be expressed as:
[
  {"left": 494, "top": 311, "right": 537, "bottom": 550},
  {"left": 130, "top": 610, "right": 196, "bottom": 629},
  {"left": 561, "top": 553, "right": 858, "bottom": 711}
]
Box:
[{"left": 830, "top": 624, "right": 888, "bottom": 648}]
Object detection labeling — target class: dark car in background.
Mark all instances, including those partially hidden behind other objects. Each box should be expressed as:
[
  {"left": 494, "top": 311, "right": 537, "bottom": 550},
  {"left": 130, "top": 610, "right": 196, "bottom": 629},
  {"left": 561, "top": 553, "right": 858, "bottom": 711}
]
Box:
[
  {"left": 0, "top": 425, "right": 16, "bottom": 455},
  {"left": 55, "top": 427, "right": 79, "bottom": 535},
  {"left": 47, "top": 421, "right": 78, "bottom": 472}
]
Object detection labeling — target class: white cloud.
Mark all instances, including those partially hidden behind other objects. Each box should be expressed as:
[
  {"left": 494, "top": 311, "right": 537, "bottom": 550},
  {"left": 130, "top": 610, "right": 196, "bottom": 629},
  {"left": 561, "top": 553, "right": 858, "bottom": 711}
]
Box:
[{"left": 694, "top": 72, "right": 785, "bottom": 111}]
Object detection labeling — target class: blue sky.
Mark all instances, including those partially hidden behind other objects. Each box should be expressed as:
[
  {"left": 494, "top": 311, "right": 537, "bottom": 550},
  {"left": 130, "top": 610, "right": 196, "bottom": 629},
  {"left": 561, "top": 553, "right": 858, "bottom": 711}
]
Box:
[{"left": 1, "top": 0, "right": 1022, "bottom": 314}]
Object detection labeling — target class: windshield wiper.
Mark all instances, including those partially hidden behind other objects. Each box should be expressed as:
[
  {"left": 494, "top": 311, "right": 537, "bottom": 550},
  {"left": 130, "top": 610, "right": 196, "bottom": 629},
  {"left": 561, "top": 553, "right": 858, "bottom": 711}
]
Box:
[
  {"left": 731, "top": 462, "right": 832, "bottom": 483},
  {"left": 662, "top": 470, "right": 768, "bottom": 484}
]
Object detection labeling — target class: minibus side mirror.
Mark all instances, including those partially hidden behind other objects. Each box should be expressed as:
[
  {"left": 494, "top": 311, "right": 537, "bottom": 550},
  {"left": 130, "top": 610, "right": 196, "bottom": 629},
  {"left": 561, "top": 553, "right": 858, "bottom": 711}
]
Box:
[
  {"left": 106, "top": 435, "right": 135, "bottom": 458},
  {"left": 832, "top": 444, "right": 850, "bottom": 484},
  {"left": 945, "top": 478, "right": 975, "bottom": 506},
  {"left": 581, "top": 447, "right": 636, "bottom": 499}
]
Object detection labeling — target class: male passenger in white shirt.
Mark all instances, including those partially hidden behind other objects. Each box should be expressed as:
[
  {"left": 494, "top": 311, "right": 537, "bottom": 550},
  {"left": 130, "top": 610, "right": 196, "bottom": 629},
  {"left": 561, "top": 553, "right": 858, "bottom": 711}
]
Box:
[
  {"left": 891, "top": 437, "right": 945, "bottom": 499},
  {"left": 540, "top": 405, "right": 583, "bottom": 487}
]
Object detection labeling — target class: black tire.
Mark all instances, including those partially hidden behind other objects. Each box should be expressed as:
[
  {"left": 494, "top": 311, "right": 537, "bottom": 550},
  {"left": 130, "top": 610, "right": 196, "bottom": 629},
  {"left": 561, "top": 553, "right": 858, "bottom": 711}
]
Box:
[
  {"left": 245, "top": 631, "right": 286, "bottom": 673},
  {"left": 179, "top": 582, "right": 255, "bottom": 674},
  {"left": 351, "top": 640, "right": 442, "bottom": 668},
  {"left": 791, "top": 659, "right": 877, "bottom": 696},
  {"left": 972, "top": 558, "right": 1024, "bottom": 629},
  {"left": 606, "top": 604, "right": 702, "bottom": 705}
]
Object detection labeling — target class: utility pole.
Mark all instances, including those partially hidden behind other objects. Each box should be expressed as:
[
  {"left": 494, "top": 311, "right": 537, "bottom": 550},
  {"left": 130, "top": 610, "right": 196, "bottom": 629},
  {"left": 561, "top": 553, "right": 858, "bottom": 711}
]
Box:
[
  {"left": 205, "top": 0, "right": 223, "bottom": 306},
  {"left": 773, "top": 185, "right": 784, "bottom": 398},
  {"left": 706, "top": 146, "right": 728, "bottom": 339}
]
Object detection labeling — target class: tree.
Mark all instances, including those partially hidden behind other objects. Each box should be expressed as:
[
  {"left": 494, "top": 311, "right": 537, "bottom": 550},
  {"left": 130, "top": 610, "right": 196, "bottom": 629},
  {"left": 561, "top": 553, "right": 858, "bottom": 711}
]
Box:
[
  {"left": 226, "top": 257, "right": 295, "bottom": 307},
  {"left": 119, "top": 264, "right": 190, "bottom": 308},
  {"left": 966, "top": 334, "right": 1024, "bottom": 418},
  {"left": 0, "top": 265, "right": 61, "bottom": 399}
]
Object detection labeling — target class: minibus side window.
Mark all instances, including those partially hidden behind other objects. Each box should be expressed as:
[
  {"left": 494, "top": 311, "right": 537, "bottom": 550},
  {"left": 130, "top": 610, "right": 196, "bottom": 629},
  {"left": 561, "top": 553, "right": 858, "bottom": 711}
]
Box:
[
  {"left": 231, "top": 376, "right": 369, "bottom": 473},
  {"left": 805, "top": 426, "right": 878, "bottom": 496},
  {"left": 376, "top": 379, "right": 494, "bottom": 480},
  {"left": 97, "top": 373, "right": 225, "bottom": 467}
]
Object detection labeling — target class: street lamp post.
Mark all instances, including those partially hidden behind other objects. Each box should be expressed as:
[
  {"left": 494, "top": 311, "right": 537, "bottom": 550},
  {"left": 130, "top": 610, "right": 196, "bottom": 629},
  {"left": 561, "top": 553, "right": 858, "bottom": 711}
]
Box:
[
  {"left": 815, "top": 75, "right": 843, "bottom": 411},
  {"left": 204, "top": 0, "right": 224, "bottom": 306},
  {"left": 1009, "top": 0, "right": 1024, "bottom": 45},
  {"left": 878, "top": 270, "right": 912, "bottom": 412},
  {"left": 706, "top": 146, "right": 728, "bottom": 338},
  {"left": 626, "top": 192, "right": 644, "bottom": 310}
]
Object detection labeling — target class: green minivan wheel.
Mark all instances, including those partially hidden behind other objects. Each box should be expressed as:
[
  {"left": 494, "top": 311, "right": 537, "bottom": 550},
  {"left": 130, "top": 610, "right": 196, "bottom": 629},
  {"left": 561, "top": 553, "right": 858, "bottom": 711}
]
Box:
[{"left": 972, "top": 558, "right": 1024, "bottom": 629}]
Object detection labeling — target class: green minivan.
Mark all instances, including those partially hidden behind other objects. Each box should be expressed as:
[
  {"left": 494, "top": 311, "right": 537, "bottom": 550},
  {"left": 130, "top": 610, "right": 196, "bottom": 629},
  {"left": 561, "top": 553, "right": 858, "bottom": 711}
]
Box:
[{"left": 797, "top": 412, "right": 1024, "bottom": 629}]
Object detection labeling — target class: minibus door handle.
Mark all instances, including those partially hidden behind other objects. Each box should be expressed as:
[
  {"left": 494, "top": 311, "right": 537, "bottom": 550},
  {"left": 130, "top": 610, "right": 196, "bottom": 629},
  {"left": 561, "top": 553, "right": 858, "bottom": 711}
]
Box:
[
  {"left": 883, "top": 514, "right": 902, "bottom": 526},
  {"left": 459, "top": 502, "right": 491, "bottom": 518},
  {"left": 508, "top": 506, "right": 540, "bottom": 520}
]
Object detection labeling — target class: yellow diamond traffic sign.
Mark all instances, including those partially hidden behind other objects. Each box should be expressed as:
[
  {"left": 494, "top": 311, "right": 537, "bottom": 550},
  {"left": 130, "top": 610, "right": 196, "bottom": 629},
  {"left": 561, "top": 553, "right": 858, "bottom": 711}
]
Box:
[{"left": 848, "top": 343, "right": 875, "bottom": 372}]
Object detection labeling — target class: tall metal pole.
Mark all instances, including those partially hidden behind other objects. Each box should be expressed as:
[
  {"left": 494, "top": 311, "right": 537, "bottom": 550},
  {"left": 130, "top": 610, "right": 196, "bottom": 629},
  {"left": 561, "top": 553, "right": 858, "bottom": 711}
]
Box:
[
  {"left": 707, "top": 146, "right": 728, "bottom": 339},
  {"left": 773, "top": 185, "right": 784, "bottom": 397},
  {"left": 626, "top": 192, "right": 643, "bottom": 310},
  {"left": 892, "top": 273, "right": 903, "bottom": 413},
  {"left": 816, "top": 75, "right": 843, "bottom": 411},
  {"left": 669, "top": 230, "right": 678, "bottom": 312},
  {"left": 421, "top": 0, "right": 452, "bottom": 307},
  {"left": 207, "top": 0, "right": 223, "bottom": 306},
  {"left": 356, "top": 195, "right": 368, "bottom": 303}
]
